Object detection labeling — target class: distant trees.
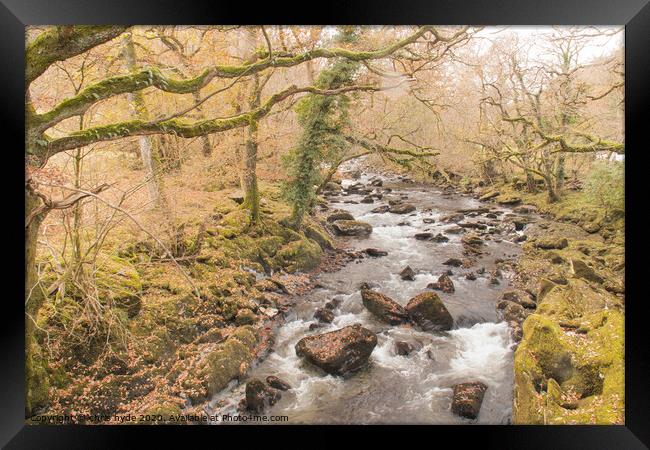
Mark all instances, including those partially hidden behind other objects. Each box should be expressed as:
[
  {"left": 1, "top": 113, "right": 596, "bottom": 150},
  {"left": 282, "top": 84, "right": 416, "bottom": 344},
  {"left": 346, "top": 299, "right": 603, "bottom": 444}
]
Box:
[{"left": 470, "top": 29, "right": 624, "bottom": 202}]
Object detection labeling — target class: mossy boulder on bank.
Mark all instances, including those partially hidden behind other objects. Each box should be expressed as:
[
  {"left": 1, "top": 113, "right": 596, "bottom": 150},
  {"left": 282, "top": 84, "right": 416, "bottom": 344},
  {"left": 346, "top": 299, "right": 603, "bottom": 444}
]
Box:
[
  {"left": 514, "top": 307, "right": 624, "bottom": 424},
  {"left": 182, "top": 326, "right": 258, "bottom": 403},
  {"left": 274, "top": 238, "right": 322, "bottom": 273}
]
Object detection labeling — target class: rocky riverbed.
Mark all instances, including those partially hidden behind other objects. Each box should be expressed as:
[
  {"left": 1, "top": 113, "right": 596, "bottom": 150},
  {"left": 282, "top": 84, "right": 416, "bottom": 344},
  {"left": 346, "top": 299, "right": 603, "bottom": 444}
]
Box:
[{"left": 205, "top": 162, "right": 546, "bottom": 424}]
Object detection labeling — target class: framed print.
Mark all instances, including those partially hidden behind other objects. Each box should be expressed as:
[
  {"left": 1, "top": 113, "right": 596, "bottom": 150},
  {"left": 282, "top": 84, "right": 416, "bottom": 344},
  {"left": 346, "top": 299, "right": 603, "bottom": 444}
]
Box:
[{"left": 2, "top": 0, "right": 648, "bottom": 447}]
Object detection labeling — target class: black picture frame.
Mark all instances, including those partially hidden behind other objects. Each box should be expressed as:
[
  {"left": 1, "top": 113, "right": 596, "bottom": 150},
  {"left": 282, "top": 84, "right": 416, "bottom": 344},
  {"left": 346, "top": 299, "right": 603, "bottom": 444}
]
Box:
[{"left": 2, "top": 1, "right": 648, "bottom": 447}]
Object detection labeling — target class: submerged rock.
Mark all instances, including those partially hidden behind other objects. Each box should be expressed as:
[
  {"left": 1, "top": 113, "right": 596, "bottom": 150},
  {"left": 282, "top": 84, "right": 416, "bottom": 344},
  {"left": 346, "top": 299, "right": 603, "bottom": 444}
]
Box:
[
  {"left": 405, "top": 292, "right": 453, "bottom": 331},
  {"left": 266, "top": 376, "right": 292, "bottom": 391},
  {"left": 361, "top": 289, "right": 409, "bottom": 325},
  {"left": 414, "top": 232, "right": 434, "bottom": 240},
  {"left": 443, "top": 258, "right": 463, "bottom": 267},
  {"left": 389, "top": 203, "right": 417, "bottom": 214},
  {"left": 245, "top": 379, "right": 281, "bottom": 413},
  {"left": 370, "top": 205, "right": 390, "bottom": 214},
  {"left": 400, "top": 265, "right": 416, "bottom": 280},
  {"left": 395, "top": 341, "right": 414, "bottom": 356},
  {"left": 451, "top": 382, "right": 488, "bottom": 419},
  {"left": 295, "top": 324, "right": 377, "bottom": 376},
  {"left": 314, "top": 308, "right": 335, "bottom": 323},
  {"left": 331, "top": 220, "right": 373, "bottom": 236},
  {"left": 364, "top": 248, "right": 388, "bottom": 257}
]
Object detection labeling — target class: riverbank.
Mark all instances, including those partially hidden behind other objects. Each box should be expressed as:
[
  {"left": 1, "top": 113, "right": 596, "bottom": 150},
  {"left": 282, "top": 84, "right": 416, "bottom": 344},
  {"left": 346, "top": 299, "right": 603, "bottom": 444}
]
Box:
[
  {"left": 475, "top": 182, "right": 625, "bottom": 424},
  {"left": 30, "top": 182, "right": 347, "bottom": 423}
]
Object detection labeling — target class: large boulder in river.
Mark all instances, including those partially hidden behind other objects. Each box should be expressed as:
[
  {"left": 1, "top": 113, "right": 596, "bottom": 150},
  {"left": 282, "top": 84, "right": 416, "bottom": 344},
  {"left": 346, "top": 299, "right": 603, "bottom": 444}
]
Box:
[
  {"left": 451, "top": 381, "right": 488, "bottom": 419},
  {"left": 389, "top": 203, "right": 416, "bottom": 214},
  {"left": 361, "top": 289, "right": 410, "bottom": 325},
  {"left": 331, "top": 220, "right": 373, "bottom": 236},
  {"left": 326, "top": 210, "right": 355, "bottom": 223},
  {"left": 295, "top": 324, "right": 377, "bottom": 376},
  {"left": 405, "top": 292, "right": 453, "bottom": 331}
]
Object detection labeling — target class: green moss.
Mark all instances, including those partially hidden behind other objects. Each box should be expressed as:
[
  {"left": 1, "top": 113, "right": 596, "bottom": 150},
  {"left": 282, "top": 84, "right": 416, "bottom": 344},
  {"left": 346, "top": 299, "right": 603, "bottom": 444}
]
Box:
[
  {"left": 95, "top": 255, "right": 143, "bottom": 317},
  {"left": 273, "top": 237, "right": 322, "bottom": 273}
]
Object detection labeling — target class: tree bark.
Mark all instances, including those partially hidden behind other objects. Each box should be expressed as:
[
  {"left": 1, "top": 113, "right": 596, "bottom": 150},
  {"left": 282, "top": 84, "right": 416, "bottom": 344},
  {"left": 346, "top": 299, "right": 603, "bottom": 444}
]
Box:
[
  {"left": 25, "top": 187, "right": 47, "bottom": 416},
  {"left": 122, "top": 32, "right": 166, "bottom": 209}
]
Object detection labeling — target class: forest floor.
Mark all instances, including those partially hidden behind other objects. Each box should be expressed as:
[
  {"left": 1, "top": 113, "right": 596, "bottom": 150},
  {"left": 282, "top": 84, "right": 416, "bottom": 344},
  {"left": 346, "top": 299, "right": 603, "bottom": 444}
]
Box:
[{"left": 30, "top": 164, "right": 624, "bottom": 425}]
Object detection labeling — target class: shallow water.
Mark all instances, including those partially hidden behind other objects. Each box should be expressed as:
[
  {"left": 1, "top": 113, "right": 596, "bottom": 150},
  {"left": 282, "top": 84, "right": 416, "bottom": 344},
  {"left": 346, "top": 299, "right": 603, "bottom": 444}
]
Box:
[{"left": 210, "top": 162, "right": 523, "bottom": 424}]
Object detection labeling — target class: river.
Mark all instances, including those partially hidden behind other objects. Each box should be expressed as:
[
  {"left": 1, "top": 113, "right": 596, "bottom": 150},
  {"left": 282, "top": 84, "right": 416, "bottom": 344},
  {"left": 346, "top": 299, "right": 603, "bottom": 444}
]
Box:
[{"left": 209, "top": 161, "right": 524, "bottom": 424}]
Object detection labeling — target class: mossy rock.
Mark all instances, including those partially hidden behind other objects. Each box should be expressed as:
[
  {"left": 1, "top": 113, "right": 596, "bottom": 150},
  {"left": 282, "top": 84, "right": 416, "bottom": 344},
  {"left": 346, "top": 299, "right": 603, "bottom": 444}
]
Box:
[
  {"left": 273, "top": 238, "right": 322, "bottom": 273},
  {"left": 303, "top": 223, "right": 334, "bottom": 250},
  {"left": 95, "top": 255, "right": 143, "bottom": 317},
  {"left": 235, "top": 308, "right": 257, "bottom": 325},
  {"left": 218, "top": 208, "right": 251, "bottom": 238},
  {"left": 186, "top": 329, "right": 258, "bottom": 403}
]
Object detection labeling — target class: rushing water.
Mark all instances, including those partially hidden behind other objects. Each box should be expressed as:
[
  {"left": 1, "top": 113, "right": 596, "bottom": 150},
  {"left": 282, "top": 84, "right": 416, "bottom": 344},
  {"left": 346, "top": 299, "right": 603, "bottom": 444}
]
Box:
[{"left": 210, "top": 162, "right": 522, "bottom": 424}]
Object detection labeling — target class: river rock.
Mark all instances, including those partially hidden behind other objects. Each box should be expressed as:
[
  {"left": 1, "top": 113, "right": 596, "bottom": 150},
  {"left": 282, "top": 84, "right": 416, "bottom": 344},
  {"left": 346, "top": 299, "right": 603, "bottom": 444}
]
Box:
[
  {"left": 461, "top": 233, "right": 484, "bottom": 247},
  {"left": 400, "top": 265, "right": 416, "bottom": 280},
  {"left": 405, "top": 292, "right": 453, "bottom": 331},
  {"left": 395, "top": 341, "right": 414, "bottom": 356},
  {"left": 479, "top": 191, "right": 500, "bottom": 202},
  {"left": 465, "top": 272, "right": 477, "bottom": 281},
  {"left": 497, "top": 300, "right": 528, "bottom": 323},
  {"left": 441, "top": 213, "right": 465, "bottom": 223},
  {"left": 361, "top": 195, "right": 375, "bottom": 204},
  {"left": 361, "top": 289, "right": 409, "bottom": 324},
  {"left": 314, "top": 308, "right": 335, "bottom": 323},
  {"left": 364, "top": 248, "right": 388, "bottom": 257},
  {"left": 534, "top": 237, "right": 568, "bottom": 250},
  {"left": 428, "top": 273, "right": 455, "bottom": 293},
  {"left": 451, "top": 382, "right": 488, "bottom": 419},
  {"left": 295, "top": 324, "right": 377, "bottom": 376},
  {"left": 502, "top": 290, "right": 536, "bottom": 309},
  {"left": 513, "top": 204, "right": 538, "bottom": 214},
  {"left": 266, "top": 376, "right": 292, "bottom": 391},
  {"left": 446, "top": 226, "right": 464, "bottom": 234},
  {"left": 326, "top": 210, "right": 355, "bottom": 223},
  {"left": 371, "top": 205, "right": 390, "bottom": 213},
  {"left": 431, "top": 233, "right": 450, "bottom": 243},
  {"left": 389, "top": 203, "right": 417, "bottom": 214},
  {"left": 443, "top": 258, "right": 463, "bottom": 267},
  {"left": 331, "top": 220, "right": 373, "bottom": 236},
  {"left": 423, "top": 218, "right": 436, "bottom": 224},
  {"left": 369, "top": 178, "right": 383, "bottom": 187},
  {"left": 245, "top": 379, "right": 281, "bottom": 413},
  {"left": 570, "top": 258, "right": 604, "bottom": 284},
  {"left": 323, "top": 182, "right": 342, "bottom": 193},
  {"left": 497, "top": 195, "right": 522, "bottom": 205},
  {"left": 414, "top": 232, "right": 434, "bottom": 240}
]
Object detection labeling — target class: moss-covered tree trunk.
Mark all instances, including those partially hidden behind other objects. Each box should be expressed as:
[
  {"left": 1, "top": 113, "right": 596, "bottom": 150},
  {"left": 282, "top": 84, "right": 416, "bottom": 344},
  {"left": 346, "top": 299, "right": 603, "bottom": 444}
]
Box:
[{"left": 25, "top": 188, "right": 49, "bottom": 416}]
